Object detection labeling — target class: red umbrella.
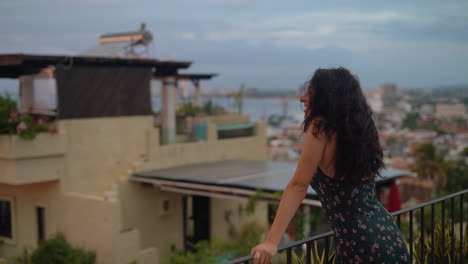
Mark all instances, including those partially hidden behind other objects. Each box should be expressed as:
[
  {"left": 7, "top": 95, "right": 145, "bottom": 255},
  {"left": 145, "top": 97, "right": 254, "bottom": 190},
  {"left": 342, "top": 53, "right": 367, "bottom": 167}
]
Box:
[{"left": 387, "top": 183, "right": 402, "bottom": 213}]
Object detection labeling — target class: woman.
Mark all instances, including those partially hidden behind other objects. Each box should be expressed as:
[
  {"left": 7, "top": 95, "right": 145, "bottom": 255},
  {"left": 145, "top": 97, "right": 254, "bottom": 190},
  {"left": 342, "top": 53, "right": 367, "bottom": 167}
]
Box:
[{"left": 250, "top": 68, "right": 409, "bottom": 264}]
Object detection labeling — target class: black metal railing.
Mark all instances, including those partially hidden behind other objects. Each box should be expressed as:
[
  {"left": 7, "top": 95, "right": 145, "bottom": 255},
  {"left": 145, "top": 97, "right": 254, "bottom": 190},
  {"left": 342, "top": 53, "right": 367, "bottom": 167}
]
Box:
[{"left": 226, "top": 189, "right": 467, "bottom": 264}]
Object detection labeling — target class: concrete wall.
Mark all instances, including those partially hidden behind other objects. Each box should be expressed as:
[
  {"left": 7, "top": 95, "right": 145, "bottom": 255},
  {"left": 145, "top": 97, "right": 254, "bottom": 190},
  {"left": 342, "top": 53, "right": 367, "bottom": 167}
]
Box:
[
  {"left": 0, "top": 134, "right": 66, "bottom": 185},
  {"left": 118, "top": 179, "right": 183, "bottom": 263},
  {"left": 58, "top": 116, "right": 156, "bottom": 196},
  {"left": 185, "top": 114, "right": 251, "bottom": 128},
  {"left": 142, "top": 120, "right": 267, "bottom": 171}
]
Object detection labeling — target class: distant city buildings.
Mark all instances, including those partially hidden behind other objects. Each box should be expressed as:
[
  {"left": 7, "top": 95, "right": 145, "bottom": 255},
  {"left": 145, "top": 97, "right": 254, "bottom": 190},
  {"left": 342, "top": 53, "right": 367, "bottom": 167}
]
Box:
[{"left": 435, "top": 103, "right": 467, "bottom": 119}]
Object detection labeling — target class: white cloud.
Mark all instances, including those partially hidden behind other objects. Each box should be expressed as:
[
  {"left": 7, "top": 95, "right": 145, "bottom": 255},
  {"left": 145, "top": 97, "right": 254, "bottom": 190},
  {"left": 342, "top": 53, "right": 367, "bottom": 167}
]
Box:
[
  {"left": 181, "top": 32, "right": 197, "bottom": 40},
  {"left": 202, "top": 8, "right": 454, "bottom": 53}
]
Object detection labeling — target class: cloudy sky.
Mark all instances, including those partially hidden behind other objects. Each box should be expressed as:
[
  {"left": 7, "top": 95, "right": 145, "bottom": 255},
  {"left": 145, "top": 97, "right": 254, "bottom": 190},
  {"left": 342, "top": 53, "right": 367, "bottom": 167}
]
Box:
[{"left": 1, "top": 0, "right": 468, "bottom": 91}]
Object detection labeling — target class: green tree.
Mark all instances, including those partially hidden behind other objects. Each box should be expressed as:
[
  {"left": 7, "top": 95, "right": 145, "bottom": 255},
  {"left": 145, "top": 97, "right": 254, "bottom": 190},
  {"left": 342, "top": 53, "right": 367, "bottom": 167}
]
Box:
[
  {"left": 445, "top": 159, "right": 468, "bottom": 193},
  {"left": 461, "top": 147, "right": 468, "bottom": 157},
  {"left": 402, "top": 112, "right": 420, "bottom": 130}
]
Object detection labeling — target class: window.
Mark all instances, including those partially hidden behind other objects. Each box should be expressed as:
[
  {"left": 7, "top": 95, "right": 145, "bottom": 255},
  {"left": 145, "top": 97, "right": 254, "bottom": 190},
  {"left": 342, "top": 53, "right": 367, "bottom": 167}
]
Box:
[
  {"left": 37, "top": 207, "right": 45, "bottom": 242},
  {"left": 0, "top": 200, "right": 12, "bottom": 239}
]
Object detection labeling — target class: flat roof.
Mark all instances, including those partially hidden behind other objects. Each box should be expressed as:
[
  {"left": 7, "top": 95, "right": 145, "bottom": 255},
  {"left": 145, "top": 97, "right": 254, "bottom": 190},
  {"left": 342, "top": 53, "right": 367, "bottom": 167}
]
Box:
[
  {"left": 132, "top": 160, "right": 409, "bottom": 199},
  {"left": 0, "top": 53, "right": 191, "bottom": 78}
]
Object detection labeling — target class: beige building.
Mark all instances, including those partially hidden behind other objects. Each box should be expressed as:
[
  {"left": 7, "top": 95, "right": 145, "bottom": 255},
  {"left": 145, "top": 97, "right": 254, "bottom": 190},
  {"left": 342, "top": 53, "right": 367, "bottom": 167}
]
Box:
[
  {"left": 0, "top": 54, "right": 271, "bottom": 264},
  {"left": 435, "top": 103, "right": 467, "bottom": 119}
]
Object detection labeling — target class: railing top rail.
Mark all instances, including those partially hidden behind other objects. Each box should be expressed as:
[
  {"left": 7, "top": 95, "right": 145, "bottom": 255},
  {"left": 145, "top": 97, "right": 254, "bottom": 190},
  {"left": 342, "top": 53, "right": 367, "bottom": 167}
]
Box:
[
  {"left": 277, "top": 231, "right": 334, "bottom": 251},
  {"left": 390, "top": 188, "right": 467, "bottom": 216},
  {"left": 224, "top": 230, "right": 335, "bottom": 264}
]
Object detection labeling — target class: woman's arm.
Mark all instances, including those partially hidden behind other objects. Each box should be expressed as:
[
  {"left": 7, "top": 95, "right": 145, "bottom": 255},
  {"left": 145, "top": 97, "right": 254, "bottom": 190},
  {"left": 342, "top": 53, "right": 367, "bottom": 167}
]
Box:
[{"left": 251, "top": 126, "right": 326, "bottom": 264}]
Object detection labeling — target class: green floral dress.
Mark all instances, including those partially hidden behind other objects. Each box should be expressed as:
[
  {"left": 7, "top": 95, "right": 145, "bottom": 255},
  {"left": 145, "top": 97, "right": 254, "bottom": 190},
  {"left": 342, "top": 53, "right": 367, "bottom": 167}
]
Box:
[{"left": 310, "top": 168, "right": 410, "bottom": 263}]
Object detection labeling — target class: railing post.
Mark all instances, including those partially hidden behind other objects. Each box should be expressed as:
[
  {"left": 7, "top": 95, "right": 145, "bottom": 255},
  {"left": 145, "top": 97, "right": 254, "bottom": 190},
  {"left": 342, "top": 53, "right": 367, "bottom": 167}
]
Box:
[
  {"left": 431, "top": 203, "right": 435, "bottom": 263},
  {"left": 420, "top": 206, "right": 425, "bottom": 263},
  {"left": 286, "top": 248, "right": 292, "bottom": 264},
  {"left": 324, "top": 237, "right": 329, "bottom": 264},
  {"left": 305, "top": 241, "right": 311, "bottom": 264},
  {"left": 409, "top": 210, "right": 413, "bottom": 263},
  {"left": 451, "top": 197, "right": 455, "bottom": 262},
  {"left": 442, "top": 200, "right": 446, "bottom": 263},
  {"left": 460, "top": 194, "right": 464, "bottom": 263}
]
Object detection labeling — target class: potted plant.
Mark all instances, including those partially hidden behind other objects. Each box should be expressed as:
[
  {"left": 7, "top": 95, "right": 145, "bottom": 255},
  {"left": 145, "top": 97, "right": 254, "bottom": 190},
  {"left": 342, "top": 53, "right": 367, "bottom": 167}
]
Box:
[{"left": 0, "top": 95, "right": 52, "bottom": 140}]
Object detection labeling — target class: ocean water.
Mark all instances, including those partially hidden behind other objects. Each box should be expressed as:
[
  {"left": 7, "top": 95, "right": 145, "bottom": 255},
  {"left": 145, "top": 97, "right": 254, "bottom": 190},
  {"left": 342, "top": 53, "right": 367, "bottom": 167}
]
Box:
[{"left": 152, "top": 96, "right": 305, "bottom": 122}]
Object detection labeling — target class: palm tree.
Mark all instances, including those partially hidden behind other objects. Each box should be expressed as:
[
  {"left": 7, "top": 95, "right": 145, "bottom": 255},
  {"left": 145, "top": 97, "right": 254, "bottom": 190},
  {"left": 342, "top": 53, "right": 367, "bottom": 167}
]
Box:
[
  {"left": 411, "top": 142, "right": 450, "bottom": 193},
  {"left": 233, "top": 84, "right": 247, "bottom": 115}
]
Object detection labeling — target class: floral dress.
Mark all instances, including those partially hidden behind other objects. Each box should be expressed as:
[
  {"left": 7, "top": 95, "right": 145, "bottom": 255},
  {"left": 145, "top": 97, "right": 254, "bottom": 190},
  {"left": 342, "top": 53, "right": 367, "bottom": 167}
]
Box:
[{"left": 310, "top": 168, "right": 410, "bottom": 264}]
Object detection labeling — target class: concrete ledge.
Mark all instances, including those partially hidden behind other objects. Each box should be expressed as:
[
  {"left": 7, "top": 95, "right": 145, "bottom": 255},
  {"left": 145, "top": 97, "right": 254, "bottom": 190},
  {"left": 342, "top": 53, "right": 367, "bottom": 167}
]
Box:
[
  {"left": 0, "top": 133, "right": 67, "bottom": 159},
  {"left": 0, "top": 133, "right": 66, "bottom": 184}
]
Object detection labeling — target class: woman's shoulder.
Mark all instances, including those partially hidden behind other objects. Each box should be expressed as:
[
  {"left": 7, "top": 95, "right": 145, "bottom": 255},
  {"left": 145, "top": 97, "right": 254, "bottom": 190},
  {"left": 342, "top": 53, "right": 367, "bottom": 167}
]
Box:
[{"left": 307, "top": 118, "right": 329, "bottom": 136}]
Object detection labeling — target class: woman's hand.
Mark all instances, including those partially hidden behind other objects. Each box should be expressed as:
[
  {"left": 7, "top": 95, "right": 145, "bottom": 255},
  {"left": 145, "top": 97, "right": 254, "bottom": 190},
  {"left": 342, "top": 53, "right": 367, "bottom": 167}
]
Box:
[{"left": 250, "top": 241, "right": 278, "bottom": 264}]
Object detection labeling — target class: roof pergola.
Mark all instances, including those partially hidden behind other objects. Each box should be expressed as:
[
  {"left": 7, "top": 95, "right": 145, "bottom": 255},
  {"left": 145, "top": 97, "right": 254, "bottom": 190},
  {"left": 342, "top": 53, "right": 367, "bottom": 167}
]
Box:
[
  {"left": 0, "top": 53, "right": 191, "bottom": 78},
  {"left": 152, "top": 73, "right": 218, "bottom": 108}
]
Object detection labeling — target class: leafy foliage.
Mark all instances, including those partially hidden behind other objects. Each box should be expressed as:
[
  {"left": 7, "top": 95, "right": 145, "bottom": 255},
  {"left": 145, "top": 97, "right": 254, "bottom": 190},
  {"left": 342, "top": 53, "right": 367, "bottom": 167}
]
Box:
[
  {"left": 176, "top": 103, "right": 203, "bottom": 117},
  {"left": 245, "top": 188, "right": 265, "bottom": 216},
  {"left": 164, "top": 221, "right": 265, "bottom": 264},
  {"left": 176, "top": 101, "right": 229, "bottom": 117},
  {"left": 289, "top": 240, "right": 336, "bottom": 264},
  {"left": 12, "top": 233, "right": 96, "bottom": 264},
  {"left": 444, "top": 160, "right": 468, "bottom": 193},
  {"left": 461, "top": 147, "right": 468, "bottom": 157},
  {"left": 202, "top": 100, "right": 228, "bottom": 116},
  {"left": 413, "top": 221, "right": 468, "bottom": 264},
  {"left": 402, "top": 112, "right": 420, "bottom": 130},
  {"left": 0, "top": 95, "right": 51, "bottom": 140}
]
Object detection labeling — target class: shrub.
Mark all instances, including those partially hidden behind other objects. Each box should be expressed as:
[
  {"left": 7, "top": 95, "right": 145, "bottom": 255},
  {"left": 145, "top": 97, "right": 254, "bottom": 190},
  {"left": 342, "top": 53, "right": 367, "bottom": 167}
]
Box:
[
  {"left": 14, "top": 233, "right": 96, "bottom": 264},
  {"left": 176, "top": 103, "right": 203, "bottom": 117},
  {"left": 164, "top": 221, "right": 265, "bottom": 264}
]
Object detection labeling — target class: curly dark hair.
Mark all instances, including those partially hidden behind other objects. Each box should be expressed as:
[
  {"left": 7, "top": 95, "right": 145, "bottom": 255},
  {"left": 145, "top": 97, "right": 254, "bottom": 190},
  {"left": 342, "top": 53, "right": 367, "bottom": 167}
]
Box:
[{"left": 301, "top": 67, "right": 384, "bottom": 182}]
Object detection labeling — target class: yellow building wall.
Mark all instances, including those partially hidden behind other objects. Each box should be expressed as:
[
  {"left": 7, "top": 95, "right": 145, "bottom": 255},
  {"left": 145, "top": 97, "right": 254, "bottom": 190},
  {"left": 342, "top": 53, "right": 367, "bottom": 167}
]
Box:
[
  {"left": 0, "top": 182, "right": 157, "bottom": 264},
  {"left": 142, "top": 120, "right": 267, "bottom": 171},
  {"left": 118, "top": 179, "right": 184, "bottom": 263},
  {"left": 58, "top": 116, "right": 156, "bottom": 196},
  {"left": 0, "top": 182, "right": 117, "bottom": 263},
  {"left": 210, "top": 199, "right": 269, "bottom": 241}
]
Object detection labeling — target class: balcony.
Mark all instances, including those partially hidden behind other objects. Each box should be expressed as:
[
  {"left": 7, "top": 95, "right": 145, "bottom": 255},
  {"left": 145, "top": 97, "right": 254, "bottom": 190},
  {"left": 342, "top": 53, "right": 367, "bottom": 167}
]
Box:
[
  {"left": 226, "top": 189, "right": 467, "bottom": 264},
  {"left": 145, "top": 119, "right": 267, "bottom": 170},
  {"left": 0, "top": 133, "right": 66, "bottom": 185}
]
